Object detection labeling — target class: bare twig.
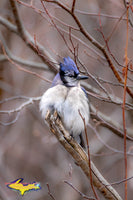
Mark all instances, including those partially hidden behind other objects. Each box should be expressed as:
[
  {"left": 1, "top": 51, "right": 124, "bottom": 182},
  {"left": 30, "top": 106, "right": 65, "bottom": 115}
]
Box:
[
  {"left": 106, "top": 175, "right": 133, "bottom": 187},
  {"left": 79, "top": 110, "right": 99, "bottom": 200},
  {"left": 122, "top": 5, "right": 129, "bottom": 199},
  {"left": 123, "top": 0, "right": 133, "bottom": 27},
  {"left": 0, "top": 97, "right": 41, "bottom": 114},
  {"left": 98, "top": 11, "right": 126, "bottom": 68},
  {"left": 0, "top": 95, "right": 33, "bottom": 104},
  {"left": 106, "top": 10, "right": 126, "bottom": 43},
  {"left": 96, "top": 77, "right": 133, "bottom": 89},
  {"left": 71, "top": 0, "right": 76, "bottom": 13},
  {"left": 0, "top": 112, "right": 20, "bottom": 126},
  {"left": 64, "top": 180, "right": 96, "bottom": 200},
  {"left": 46, "top": 183, "right": 56, "bottom": 200},
  {"left": 0, "top": 96, "right": 41, "bottom": 126},
  {"left": 75, "top": 10, "right": 127, "bottom": 20}
]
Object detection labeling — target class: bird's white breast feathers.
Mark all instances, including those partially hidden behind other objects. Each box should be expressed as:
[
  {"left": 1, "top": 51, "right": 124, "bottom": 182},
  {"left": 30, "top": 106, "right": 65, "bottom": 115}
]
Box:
[{"left": 40, "top": 85, "right": 89, "bottom": 137}]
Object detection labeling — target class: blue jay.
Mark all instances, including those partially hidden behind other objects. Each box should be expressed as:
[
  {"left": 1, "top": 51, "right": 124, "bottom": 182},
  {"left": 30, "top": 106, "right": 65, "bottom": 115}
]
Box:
[{"left": 40, "top": 57, "right": 90, "bottom": 148}]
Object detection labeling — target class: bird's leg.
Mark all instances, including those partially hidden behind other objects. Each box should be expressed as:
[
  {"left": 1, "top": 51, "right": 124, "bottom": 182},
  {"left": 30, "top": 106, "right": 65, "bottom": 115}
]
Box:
[
  {"left": 79, "top": 133, "right": 86, "bottom": 149},
  {"left": 70, "top": 132, "right": 86, "bottom": 150}
]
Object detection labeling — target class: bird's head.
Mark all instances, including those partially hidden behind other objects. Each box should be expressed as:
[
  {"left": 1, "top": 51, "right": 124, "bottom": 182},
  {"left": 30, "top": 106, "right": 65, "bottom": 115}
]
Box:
[{"left": 59, "top": 57, "right": 88, "bottom": 87}]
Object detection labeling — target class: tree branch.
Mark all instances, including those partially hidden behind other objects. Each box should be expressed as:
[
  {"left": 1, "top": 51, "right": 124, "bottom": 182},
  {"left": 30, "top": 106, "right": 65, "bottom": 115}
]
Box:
[
  {"left": 9, "top": 0, "right": 25, "bottom": 38},
  {"left": 0, "top": 15, "right": 17, "bottom": 33},
  {"left": 45, "top": 110, "right": 122, "bottom": 200},
  {"left": 0, "top": 96, "right": 41, "bottom": 114}
]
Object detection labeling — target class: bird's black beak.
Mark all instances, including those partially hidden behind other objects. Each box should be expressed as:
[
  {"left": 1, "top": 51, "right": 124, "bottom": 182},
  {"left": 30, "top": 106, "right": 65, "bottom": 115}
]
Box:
[{"left": 76, "top": 74, "right": 88, "bottom": 80}]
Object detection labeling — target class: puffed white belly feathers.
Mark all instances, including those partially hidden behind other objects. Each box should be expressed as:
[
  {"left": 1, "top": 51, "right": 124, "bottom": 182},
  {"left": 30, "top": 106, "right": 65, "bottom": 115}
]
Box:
[{"left": 40, "top": 85, "right": 89, "bottom": 138}]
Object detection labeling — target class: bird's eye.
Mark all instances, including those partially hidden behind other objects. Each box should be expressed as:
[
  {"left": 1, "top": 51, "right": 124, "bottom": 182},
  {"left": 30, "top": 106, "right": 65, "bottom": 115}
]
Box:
[
  {"left": 64, "top": 71, "right": 77, "bottom": 78},
  {"left": 68, "top": 74, "right": 73, "bottom": 77},
  {"left": 64, "top": 71, "right": 69, "bottom": 76}
]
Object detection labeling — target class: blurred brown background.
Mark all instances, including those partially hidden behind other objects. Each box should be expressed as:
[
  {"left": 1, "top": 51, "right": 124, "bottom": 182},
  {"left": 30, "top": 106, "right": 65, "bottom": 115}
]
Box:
[{"left": 0, "top": 0, "right": 133, "bottom": 199}]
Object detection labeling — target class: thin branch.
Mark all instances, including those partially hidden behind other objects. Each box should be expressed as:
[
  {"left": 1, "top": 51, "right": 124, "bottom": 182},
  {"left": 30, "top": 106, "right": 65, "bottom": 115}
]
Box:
[
  {"left": 0, "top": 95, "right": 32, "bottom": 104},
  {"left": 71, "top": 0, "right": 76, "bottom": 13},
  {"left": 64, "top": 181, "right": 96, "bottom": 200},
  {"left": 106, "top": 175, "right": 133, "bottom": 187},
  {"left": 123, "top": 5, "right": 129, "bottom": 200},
  {"left": 106, "top": 10, "right": 126, "bottom": 42},
  {"left": 97, "top": 77, "right": 133, "bottom": 89},
  {"left": 79, "top": 111, "right": 99, "bottom": 200},
  {"left": 98, "top": 11, "right": 126, "bottom": 68},
  {"left": 80, "top": 63, "right": 112, "bottom": 100},
  {"left": 75, "top": 10, "right": 127, "bottom": 20},
  {"left": 9, "top": 0, "right": 25, "bottom": 38},
  {"left": 46, "top": 183, "right": 56, "bottom": 200},
  {"left": 0, "top": 96, "right": 41, "bottom": 126},
  {"left": 0, "top": 97, "right": 41, "bottom": 114},
  {"left": 123, "top": 0, "right": 133, "bottom": 27},
  {"left": 0, "top": 112, "right": 20, "bottom": 126}
]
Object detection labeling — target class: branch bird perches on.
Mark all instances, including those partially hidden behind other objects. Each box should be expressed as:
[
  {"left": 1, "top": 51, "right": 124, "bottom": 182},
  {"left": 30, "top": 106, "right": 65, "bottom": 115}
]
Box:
[{"left": 45, "top": 110, "right": 122, "bottom": 200}]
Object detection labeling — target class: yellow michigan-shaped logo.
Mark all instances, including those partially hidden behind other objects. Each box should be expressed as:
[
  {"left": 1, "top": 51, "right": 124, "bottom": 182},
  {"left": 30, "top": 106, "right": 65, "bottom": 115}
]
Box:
[{"left": 6, "top": 178, "right": 41, "bottom": 196}]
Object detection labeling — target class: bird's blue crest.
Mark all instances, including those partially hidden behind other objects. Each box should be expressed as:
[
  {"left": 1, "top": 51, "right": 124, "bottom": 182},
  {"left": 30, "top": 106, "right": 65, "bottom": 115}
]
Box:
[{"left": 60, "top": 57, "right": 79, "bottom": 75}]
